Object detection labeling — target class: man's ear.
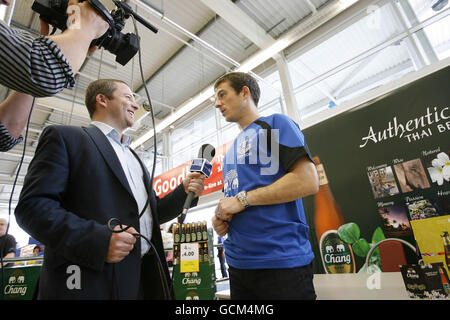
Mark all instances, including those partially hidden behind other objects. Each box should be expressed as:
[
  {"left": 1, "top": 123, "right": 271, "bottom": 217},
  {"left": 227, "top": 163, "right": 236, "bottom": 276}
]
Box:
[
  {"left": 95, "top": 94, "right": 108, "bottom": 110},
  {"left": 241, "top": 86, "right": 251, "bottom": 100}
]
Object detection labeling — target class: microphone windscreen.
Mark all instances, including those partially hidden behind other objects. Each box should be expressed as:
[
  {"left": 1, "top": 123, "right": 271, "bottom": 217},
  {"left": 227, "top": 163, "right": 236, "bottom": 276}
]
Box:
[{"left": 198, "top": 144, "right": 215, "bottom": 162}]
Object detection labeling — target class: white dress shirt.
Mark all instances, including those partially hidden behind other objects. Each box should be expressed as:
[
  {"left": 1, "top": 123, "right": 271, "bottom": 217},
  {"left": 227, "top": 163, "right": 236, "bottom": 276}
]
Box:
[{"left": 91, "top": 121, "right": 152, "bottom": 256}]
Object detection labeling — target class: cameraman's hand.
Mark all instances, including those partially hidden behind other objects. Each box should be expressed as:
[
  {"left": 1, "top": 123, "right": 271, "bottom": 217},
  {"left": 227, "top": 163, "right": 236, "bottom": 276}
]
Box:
[
  {"left": 45, "top": 0, "right": 109, "bottom": 74},
  {"left": 68, "top": 0, "right": 109, "bottom": 40}
]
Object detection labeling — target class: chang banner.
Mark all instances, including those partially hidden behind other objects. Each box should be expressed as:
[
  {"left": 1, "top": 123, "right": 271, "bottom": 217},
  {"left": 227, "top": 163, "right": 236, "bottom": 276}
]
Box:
[{"left": 302, "top": 65, "right": 450, "bottom": 274}]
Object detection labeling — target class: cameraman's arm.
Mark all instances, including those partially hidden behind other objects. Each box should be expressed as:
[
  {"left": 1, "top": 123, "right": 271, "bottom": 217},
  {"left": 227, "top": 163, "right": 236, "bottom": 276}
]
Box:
[
  {"left": 0, "top": 91, "right": 36, "bottom": 152},
  {"left": 45, "top": 0, "right": 108, "bottom": 76},
  {"left": 0, "top": 1, "right": 107, "bottom": 97}
]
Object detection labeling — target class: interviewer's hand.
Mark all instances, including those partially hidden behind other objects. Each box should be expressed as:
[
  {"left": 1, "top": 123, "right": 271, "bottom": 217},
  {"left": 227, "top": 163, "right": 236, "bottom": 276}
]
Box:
[
  {"left": 106, "top": 225, "right": 137, "bottom": 263},
  {"left": 183, "top": 172, "right": 206, "bottom": 198}
]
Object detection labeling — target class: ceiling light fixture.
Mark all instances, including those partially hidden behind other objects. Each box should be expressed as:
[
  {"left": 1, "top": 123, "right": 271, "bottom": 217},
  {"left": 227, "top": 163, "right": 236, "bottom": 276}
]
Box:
[{"left": 432, "top": 0, "right": 448, "bottom": 11}]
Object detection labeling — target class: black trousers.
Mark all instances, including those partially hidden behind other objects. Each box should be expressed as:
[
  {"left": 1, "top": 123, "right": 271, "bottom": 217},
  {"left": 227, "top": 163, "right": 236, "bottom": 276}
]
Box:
[{"left": 228, "top": 263, "right": 316, "bottom": 300}]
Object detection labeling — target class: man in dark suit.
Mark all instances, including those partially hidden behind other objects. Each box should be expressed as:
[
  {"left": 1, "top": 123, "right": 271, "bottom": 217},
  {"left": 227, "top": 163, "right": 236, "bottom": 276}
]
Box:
[{"left": 15, "top": 79, "right": 205, "bottom": 299}]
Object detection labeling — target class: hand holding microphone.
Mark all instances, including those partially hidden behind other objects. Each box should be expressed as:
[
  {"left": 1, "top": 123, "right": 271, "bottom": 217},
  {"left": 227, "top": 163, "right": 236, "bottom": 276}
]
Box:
[
  {"left": 183, "top": 172, "right": 206, "bottom": 197},
  {"left": 180, "top": 144, "right": 215, "bottom": 222}
]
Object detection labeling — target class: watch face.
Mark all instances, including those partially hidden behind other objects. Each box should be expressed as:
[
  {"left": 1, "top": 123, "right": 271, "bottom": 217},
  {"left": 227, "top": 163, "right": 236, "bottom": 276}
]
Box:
[{"left": 237, "top": 191, "right": 248, "bottom": 207}]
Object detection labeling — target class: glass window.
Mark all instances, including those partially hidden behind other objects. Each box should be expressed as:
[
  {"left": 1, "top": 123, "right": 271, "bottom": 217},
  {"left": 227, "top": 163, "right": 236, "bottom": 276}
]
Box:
[
  {"left": 171, "top": 134, "right": 218, "bottom": 168},
  {"left": 417, "top": 13, "right": 450, "bottom": 60},
  {"left": 287, "top": 1, "right": 450, "bottom": 121},
  {"left": 289, "top": 3, "right": 403, "bottom": 90},
  {"left": 406, "top": 0, "right": 449, "bottom": 23}
]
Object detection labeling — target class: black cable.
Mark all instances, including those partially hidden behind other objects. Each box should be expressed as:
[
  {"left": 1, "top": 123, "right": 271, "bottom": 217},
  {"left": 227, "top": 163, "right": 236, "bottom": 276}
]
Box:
[
  {"left": 1, "top": 98, "right": 35, "bottom": 300},
  {"left": 104, "top": 14, "right": 172, "bottom": 300},
  {"left": 107, "top": 219, "right": 171, "bottom": 299}
]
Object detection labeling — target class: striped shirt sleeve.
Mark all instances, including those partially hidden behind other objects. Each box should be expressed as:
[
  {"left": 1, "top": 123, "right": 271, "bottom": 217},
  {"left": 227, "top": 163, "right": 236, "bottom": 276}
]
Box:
[
  {"left": 0, "top": 122, "right": 23, "bottom": 152},
  {"left": 0, "top": 20, "right": 75, "bottom": 97}
]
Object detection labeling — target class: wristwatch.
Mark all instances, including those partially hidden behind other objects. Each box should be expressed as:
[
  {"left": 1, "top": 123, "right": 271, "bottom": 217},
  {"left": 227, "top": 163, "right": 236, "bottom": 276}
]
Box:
[{"left": 235, "top": 190, "right": 250, "bottom": 209}]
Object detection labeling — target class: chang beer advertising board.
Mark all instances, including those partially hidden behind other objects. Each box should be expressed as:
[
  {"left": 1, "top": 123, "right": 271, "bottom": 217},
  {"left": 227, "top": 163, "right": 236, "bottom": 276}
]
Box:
[
  {"left": 302, "top": 66, "right": 450, "bottom": 274},
  {"left": 1, "top": 266, "right": 41, "bottom": 300},
  {"left": 173, "top": 228, "right": 216, "bottom": 300}
]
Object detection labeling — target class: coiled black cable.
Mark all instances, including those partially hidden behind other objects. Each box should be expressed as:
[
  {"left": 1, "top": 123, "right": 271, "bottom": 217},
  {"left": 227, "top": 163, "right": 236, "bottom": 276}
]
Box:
[
  {"left": 1, "top": 97, "right": 35, "bottom": 300},
  {"left": 103, "top": 10, "right": 173, "bottom": 301},
  {"left": 107, "top": 218, "right": 171, "bottom": 300}
]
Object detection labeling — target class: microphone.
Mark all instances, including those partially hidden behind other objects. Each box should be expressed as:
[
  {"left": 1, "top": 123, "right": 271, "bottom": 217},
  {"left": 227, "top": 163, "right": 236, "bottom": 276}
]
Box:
[{"left": 180, "top": 144, "right": 216, "bottom": 222}]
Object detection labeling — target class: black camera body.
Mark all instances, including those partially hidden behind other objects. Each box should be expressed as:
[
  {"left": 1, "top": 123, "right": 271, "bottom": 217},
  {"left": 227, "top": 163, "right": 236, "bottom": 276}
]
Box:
[{"left": 32, "top": 0, "right": 140, "bottom": 66}]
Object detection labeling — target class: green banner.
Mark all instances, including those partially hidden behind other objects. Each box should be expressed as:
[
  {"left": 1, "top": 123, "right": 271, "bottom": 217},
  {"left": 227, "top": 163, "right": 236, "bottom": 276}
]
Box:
[{"left": 1, "top": 265, "right": 41, "bottom": 300}]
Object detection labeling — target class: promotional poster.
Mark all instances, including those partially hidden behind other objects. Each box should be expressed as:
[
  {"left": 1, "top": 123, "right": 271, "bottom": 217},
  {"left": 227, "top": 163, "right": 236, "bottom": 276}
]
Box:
[{"left": 302, "top": 66, "right": 450, "bottom": 274}]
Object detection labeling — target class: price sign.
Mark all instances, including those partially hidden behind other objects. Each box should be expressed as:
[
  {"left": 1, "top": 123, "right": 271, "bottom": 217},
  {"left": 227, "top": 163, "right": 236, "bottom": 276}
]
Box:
[{"left": 180, "top": 242, "right": 199, "bottom": 273}]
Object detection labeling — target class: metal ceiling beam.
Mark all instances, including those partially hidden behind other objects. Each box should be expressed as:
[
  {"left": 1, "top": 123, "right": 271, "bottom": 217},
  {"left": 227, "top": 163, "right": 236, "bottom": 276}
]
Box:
[
  {"left": 200, "top": 0, "right": 302, "bottom": 120},
  {"left": 130, "top": 0, "right": 365, "bottom": 148},
  {"left": 199, "top": 0, "right": 275, "bottom": 48},
  {"left": 395, "top": 0, "right": 439, "bottom": 65},
  {"left": 299, "top": 59, "right": 414, "bottom": 117},
  {"left": 332, "top": 50, "right": 382, "bottom": 98},
  {"left": 132, "top": 0, "right": 241, "bottom": 68}
]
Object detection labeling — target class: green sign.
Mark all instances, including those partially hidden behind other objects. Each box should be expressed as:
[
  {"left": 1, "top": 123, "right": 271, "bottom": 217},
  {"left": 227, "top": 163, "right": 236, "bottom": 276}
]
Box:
[
  {"left": 173, "top": 228, "right": 216, "bottom": 300},
  {"left": 1, "top": 265, "right": 41, "bottom": 300}
]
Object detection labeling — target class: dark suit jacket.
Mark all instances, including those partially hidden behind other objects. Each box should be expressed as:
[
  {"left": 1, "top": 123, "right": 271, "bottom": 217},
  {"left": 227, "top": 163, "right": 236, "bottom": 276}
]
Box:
[{"left": 15, "top": 125, "right": 194, "bottom": 299}]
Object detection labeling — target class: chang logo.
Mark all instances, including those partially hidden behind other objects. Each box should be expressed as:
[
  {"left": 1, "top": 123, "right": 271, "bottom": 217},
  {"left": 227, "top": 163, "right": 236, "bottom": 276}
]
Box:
[
  {"left": 319, "top": 230, "right": 356, "bottom": 274},
  {"left": 182, "top": 278, "right": 202, "bottom": 286},
  {"left": 4, "top": 270, "right": 27, "bottom": 298}
]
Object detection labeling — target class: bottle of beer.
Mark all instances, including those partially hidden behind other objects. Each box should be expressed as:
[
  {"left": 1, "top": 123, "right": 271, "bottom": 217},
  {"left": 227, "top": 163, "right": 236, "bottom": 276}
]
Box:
[
  {"left": 180, "top": 224, "right": 186, "bottom": 243},
  {"left": 442, "top": 231, "right": 450, "bottom": 270},
  {"left": 203, "top": 241, "right": 209, "bottom": 263},
  {"left": 191, "top": 222, "right": 197, "bottom": 242},
  {"left": 438, "top": 264, "right": 450, "bottom": 295},
  {"left": 199, "top": 243, "right": 204, "bottom": 263},
  {"left": 313, "top": 156, "right": 345, "bottom": 242},
  {"left": 173, "top": 244, "right": 179, "bottom": 266},
  {"left": 196, "top": 223, "right": 202, "bottom": 242},
  {"left": 174, "top": 223, "right": 180, "bottom": 244},
  {"left": 313, "top": 156, "right": 355, "bottom": 274},
  {"left": 202, "top": 221, "right": 208, "bottom": 241},
  {"left": 186, "top": 223, "right": 191, "bottom": 243}
]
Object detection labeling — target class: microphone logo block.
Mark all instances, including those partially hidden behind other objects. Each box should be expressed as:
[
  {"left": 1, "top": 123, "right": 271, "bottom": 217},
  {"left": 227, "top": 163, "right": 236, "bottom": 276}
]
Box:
[{"left": 190, "top": 158, "right": 213, "bottom": 178}]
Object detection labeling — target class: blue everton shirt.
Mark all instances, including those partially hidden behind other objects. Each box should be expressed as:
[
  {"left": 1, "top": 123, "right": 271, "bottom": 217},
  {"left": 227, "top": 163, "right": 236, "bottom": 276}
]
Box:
[{"left": 222, "top": 113, "right": 315, "bottom": 269}]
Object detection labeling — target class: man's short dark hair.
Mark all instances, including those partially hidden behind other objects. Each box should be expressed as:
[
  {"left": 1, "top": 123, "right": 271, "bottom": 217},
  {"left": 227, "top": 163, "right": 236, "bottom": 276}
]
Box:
[
  {"left": 85, "top": 79, "right": 128, "bottom": 118},
  {"left": 214, "top": 72, "right": 260, "bottom": 106}
]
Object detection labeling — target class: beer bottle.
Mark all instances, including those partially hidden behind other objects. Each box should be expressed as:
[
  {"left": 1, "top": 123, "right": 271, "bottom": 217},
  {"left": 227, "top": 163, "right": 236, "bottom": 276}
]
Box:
[
  {"left": 199, "top": 243, "right": 204, "bottom": 263},
  {"left": 174, "top": 223, "right": 180, "bottom": 244},
  {"left": 196, "top": 223, "right": 202, "bottom": 242},
  {"left": 442, "top": 231, "right": 450, "bottom": 270},
  {"left": 180, "top": 224, "right": 186, "bottom": 243},
  {"left": 438, "top": 264, "right": 450, "bottom": 295},
  {"left": 202, "top": 221, "right": 208, "bottom": 241},
  {"left": 191, "top": 222, "right": 197, "bottom": 242},
  {"left": 313, "top": 156, "right": 355, "bottom": 274},
  {"left": 203, "top": 241, "right": 209, "bottom": 263},
  {"left": 186, "top": 223, "right": 191, "bottom": 243},
  {"left": 313, "top": 156, "right": 345, "bottom": 242},
  {"left": 173, "top": 244, "right": 179, "bottom": 266}
]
